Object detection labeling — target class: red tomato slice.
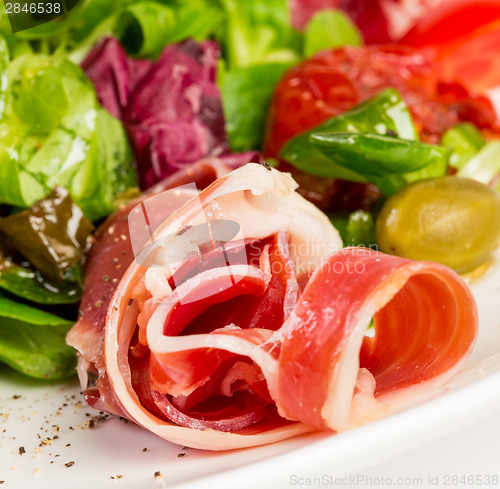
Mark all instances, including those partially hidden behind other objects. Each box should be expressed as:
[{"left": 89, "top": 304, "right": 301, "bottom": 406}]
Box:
[
  {"left": 401, "top": 1, "right": 500, "bottom": 93},
  {"left": 435, "top": 20, "right": 500, "bottom": 93},
  {"left": 263, "top": 44, "right": 500, "bottom": 212},
  {"left": 401, "top": 0, "right": 500, "bottom": 48},
  {"left": 263, "top": 44, "right": 456, "bottom": 159}
]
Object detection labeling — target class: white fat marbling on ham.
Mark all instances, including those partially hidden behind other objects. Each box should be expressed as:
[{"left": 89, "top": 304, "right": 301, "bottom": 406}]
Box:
[{"left": 144, "top": 267, "right": 172, "bottom": 302}]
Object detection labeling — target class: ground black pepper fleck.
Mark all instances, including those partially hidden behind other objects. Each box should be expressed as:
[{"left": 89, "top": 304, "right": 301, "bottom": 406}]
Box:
[
  {"left": 65, "top": 461, "right": 75, "bottom": 468},
  {"left": 154, "top": 471, "right": 162, "bottom": 479},
  {"left": 18, "top": 446, "right": 26, "bottom": 455}
]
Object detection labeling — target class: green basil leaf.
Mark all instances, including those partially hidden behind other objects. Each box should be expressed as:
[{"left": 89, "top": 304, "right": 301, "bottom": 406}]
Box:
[
  {"left": 311, "top": 132, "right": 449, "bottom": 195},
  {"left": 310, "top": 132, "right": 449, "bottom": 175},
  {"left": 0, "top": 260, "right": 80, "bottom": 304},
  {"left": 280, "top": 88, "right": 418, "bottom": 181},
  {"left": 0, "top": 291, "right": 76, "bottom": 379}
]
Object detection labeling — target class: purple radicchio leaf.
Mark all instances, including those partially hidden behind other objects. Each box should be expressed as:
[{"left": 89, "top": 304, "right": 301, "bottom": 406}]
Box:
[{"left": 82, "top": 37, "right": 255, "bottom": 190}]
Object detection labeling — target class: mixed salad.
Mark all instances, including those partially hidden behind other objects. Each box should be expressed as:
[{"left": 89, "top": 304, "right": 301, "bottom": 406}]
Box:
[{"left": 0, "top": 0, "right": 499, "bottom": 447}]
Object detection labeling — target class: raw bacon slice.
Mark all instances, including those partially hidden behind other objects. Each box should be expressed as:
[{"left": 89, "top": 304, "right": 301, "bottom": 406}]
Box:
[
  {"left": 68, "top": 163, "right": 477, "bottom": 451},
  {"left": 277, "top": 247, "right": 478, "bottom": 431}
]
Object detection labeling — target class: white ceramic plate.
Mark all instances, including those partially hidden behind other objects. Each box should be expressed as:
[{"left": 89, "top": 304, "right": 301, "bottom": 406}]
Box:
[{"left": 1, "top": 253, "right": 500, "bottom": 489}]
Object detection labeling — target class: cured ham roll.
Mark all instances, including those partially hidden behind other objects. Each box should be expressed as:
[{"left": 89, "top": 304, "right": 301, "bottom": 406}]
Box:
[
  {"left": 67, "top": 163, "right": 478, "bottom": 450},
  {"left": 277, "top": 248, "right": 478, "bottom": 431}
]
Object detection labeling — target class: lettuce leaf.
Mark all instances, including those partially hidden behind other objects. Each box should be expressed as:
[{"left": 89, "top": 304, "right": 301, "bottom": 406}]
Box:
[
  {"left": 303, "top": 9, "right": 362, "bottom": 58},
  {"left": 0, "top": 48, "right": 137, "bottom": 221},
  {"left": 0, "top": 291, "right": 76, "bottom": 379},
  {"left": 215, "top": 0, "right": 302, "bottom": 150},
  {"left": 217, "top": 0, "right": 301, "bottom": 69},
  {"left": 0, "top": 260, "right": 81, "bottom": 304},
  {"left": 219, "top": 62, "right": 290, "bottom": 151}
]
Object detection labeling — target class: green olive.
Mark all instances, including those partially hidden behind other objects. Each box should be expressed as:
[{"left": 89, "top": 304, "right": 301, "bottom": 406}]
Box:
[{"left": 376, "top": 176, "right": 500, "bottom": 273}]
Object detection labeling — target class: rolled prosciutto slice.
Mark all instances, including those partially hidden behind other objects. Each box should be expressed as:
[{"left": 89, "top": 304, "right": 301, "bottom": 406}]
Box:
[
  {"left": 277, "top": 247, "right": 478, "bottom": 432},
  {"left": 68, "top": 163, "right": 477, "bottom": 450},
  {"left": 67, "top": 156, "right": 256, "bottom": 414}
]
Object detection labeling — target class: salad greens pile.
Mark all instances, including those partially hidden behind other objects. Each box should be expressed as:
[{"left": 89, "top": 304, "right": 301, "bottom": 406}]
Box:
[
  {"left": 0, "top": 0, "right": 361, "bottom": 380},
  {"left": 0, "top": 0, "right": 360, "bottom": 153},
  {"left": 0, "top": 0, "right": 498, "bottom": 380}
]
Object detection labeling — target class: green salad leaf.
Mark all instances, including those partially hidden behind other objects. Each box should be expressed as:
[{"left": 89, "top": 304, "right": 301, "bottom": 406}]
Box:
[
  {"left": 217, "top": 0, "right": 302, "bottom": 151},
  {"left": 166, "top": 0, "right": 226, "bottom": 44},
  {"left": 0, "top": 187, "right": 93, "bottom": 284},
  {"left": 117, "top": 1, "right": 176, "bottom": 59},
  {"left": 310, "top": 132, "right": 450, "bottom": 195},
  {"left": 281, "top": 88, "right": 417, "bottom": 182},
  {"left": 329, "top": 210, "right": 377, "bottom": 248},
  {"left": 217, "top": 0, "right": 301, "bottom": 69},
  {"left": 457, "top": 141, "right": 500, "bottom": 190},
  {"left": 0, "top": 48, "right": 137, "bottom": 221},
  {"left": 0, "top": 260, "right": 81, "bottom": 304},
  {"left": 0, "top": 291, "right": 76, "bottom": 379},
  {"left": 0, "top": 36, "right": 9, "bottom": 119},
  {"left": 441, "top": 122, "right": 486, "bottom": 170},
  {"left": 115, "top": 0, "right": 226, "bottom": 59},
  {"left": 303, "top": 9, "right": 362, "bottom": 58},
  {"left": 219, "top": 62, "right": 290, "bottom": 151}
]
